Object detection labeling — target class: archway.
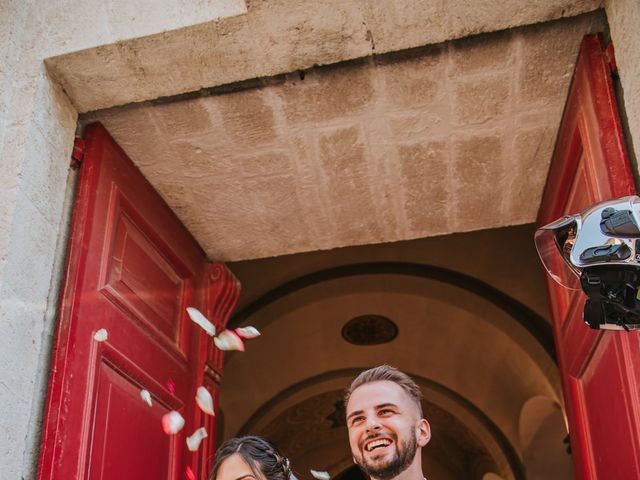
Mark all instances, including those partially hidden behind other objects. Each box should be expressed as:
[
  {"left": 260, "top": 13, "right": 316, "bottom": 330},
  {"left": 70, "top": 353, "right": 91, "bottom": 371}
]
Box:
[{"left": 219, "top": 237, "right": 573, "bottom": 479}]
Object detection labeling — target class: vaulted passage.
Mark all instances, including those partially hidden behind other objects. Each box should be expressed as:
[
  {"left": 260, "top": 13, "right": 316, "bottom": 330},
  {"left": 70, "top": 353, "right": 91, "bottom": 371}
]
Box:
[{"left": 216, "top": 226, "right": 573, "bottom": 480}]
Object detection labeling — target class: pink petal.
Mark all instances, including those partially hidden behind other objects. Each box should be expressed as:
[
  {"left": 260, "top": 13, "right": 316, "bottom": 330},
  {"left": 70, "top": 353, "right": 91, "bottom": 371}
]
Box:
[
  {"left": 93, "top": 328, "right": 108, "bottom": 342},
  {"left": 185, "top": 466, "right": 196, "bottom": 480},
  {"left": 195, "top": 386, "right": 215, "bottom": 416},
  {"left": 235, "top": 326, "right": 261, "bottom": 339},
  {"left": 186, "top": 427, "right": 208, "bottom": 451},
  {"left": 186, "top": 307, "right": 216, "bottom": 336},
  {"left": 214, "top": 330, "right": 245, "bottom": 352},
  {"left": 161, "top": 410, "right": 185, "bottom": 435},
  {"left": 140, "top": 389, "right": 153, "bottom": 407}
]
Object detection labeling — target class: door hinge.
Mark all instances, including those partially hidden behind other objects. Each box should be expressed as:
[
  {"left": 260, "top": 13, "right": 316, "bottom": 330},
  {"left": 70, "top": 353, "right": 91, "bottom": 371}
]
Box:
[
  {"left": 71, "top": 137, "right": 85, "bottom": 168},
  {"left": 605, "top": 42, "right": 618, "bottom": 75}
]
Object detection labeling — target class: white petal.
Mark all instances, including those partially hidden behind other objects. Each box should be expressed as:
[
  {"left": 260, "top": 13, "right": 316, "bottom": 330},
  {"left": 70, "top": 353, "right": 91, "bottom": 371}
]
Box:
[
  {"left": 186, "top": 427, "right": 208, "bottom": 451},
  {"left": 93, "top": 328, "right": 108, "bottom": 342},
  {"left": 235, "top": 326, "right": 261, "bottom": 339},
  {"left": 186, "top": 307, "right": 216, "bottom": 336},
  {"left": 195, "top": 386, "right": 215, "bottom": 416},
  {"left": 161, "top": 410, "right": 185, "bottom": 434},
  {"left": 214, "top": 330, "right": 245, "bottom": 351},
  {"left": 140, "top": 389, "right": 153, "bottom": 407},
  {"left": 310, "top": 471, "right": 330, "bottom": 480}
]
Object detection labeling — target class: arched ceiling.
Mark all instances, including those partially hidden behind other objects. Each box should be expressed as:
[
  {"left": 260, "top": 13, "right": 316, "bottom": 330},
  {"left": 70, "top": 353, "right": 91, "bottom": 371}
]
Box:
[{"left": 217, "top": 273, "right": 563, "bottom": 478}]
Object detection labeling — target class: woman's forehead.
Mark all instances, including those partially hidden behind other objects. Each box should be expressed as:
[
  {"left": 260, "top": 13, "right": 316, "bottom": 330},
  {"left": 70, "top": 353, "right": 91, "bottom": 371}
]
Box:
[{"left": 217, "top": 453, "right": 258, "bottom": 480}]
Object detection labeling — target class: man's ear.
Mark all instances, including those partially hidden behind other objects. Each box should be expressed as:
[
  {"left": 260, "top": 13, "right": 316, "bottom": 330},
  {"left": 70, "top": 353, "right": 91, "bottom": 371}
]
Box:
[{"left": 416, "top": 418, "right": 431, "bottom": 447}]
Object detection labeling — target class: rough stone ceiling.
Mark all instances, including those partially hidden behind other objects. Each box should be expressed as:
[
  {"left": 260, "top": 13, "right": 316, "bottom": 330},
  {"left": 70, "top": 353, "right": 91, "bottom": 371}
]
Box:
[{"left": 84, "top": 12, "right": 605, "bottom": 261}]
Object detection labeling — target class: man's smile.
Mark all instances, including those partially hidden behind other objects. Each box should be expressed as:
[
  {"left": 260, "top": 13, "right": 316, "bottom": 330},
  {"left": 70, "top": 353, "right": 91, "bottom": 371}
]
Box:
[{"left": 362, "top": 435, "right": 395, "bottom": 457}]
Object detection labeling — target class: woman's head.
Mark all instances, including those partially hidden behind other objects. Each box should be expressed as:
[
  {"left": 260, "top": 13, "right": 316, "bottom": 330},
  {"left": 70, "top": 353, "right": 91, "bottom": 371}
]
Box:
[{"left": 211, "top": 436, "right": 292, "bottom": 480}]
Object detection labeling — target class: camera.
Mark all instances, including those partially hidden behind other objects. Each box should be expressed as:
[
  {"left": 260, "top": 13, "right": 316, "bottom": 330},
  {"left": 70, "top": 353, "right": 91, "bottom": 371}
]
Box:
[{"left": 535, "top": 196, "right": 640, "bottom": 331}]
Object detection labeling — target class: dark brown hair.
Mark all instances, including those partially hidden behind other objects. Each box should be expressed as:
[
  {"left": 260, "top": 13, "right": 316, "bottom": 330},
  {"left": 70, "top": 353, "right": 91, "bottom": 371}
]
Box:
[
  {"left": 344, "top": 364, "right": 423, "bottom": 416},
  {"left": 211, "top": 436, "right": 292, "bottom": 480}
]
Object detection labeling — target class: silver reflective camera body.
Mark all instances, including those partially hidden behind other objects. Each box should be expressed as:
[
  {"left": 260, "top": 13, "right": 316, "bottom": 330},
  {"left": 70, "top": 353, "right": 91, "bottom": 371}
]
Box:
[{"left": 535, "top": 196, "right": 640, "bottom": 331}]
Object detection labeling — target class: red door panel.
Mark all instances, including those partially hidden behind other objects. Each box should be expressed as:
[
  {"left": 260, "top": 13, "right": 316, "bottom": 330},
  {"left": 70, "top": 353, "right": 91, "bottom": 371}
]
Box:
[
  {"left": 38, "top": 123, "right": 240, "bottom": 480},
  {"left": 88, "top": 360, "right": 176, "bottom": 480},
  {"left": 537, "top": 35, "right": 640, "bottom": 478}
]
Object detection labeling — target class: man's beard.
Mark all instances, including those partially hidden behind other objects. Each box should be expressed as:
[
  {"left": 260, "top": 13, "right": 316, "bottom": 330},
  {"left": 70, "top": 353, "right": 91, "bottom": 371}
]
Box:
[{"left": 355, "top": 433, "right": 417, "bottom": 480}]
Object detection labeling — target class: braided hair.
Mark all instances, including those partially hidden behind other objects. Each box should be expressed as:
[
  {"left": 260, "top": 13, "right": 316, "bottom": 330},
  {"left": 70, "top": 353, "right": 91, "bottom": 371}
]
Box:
[{"left": 211, "top": 436, "right": 293, "bottom": 480}]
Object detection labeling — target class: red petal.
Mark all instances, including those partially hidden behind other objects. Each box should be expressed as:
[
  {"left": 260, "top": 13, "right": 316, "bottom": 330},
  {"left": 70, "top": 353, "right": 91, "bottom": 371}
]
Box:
[
  {"left": 185, "top": 466, "right": 196, "bottom": 480},
  {"left": 166, "top": 379, "right": 176, "bottom": 395}
]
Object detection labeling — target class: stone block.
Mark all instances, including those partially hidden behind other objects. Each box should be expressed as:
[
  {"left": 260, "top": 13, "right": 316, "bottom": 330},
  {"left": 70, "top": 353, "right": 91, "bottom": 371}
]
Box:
[
  {"left": 2, "top": 192, "right": 58, "bottom": 303},
  {"left": 377, "top": 45, "right": 447, "bottom": 110},
  {"left": 0, "top": 282, "right": 48, "bottom": 480},
  {"left": 238, "top": 150, "right": 293, "bottom": 177},
  {"left": 247, "top": 0, "right": 370, "bottom": 74},
  {"left": 451, "top": 30, "right": 515, "bottom": 73},
  {"left": 503, "top": 126, "right": 555, "bottom": 223},
  {"left": 605, "top": 0, "right": 640, "bottom": 162},
  {"left": 90, "top": 106, "right": 167, "bottom": 169},
  {"left": 32, "top": 68, "right": 77, "bottom": 156},
  {"left": 317, "top": 125, "right": 383, "bottom": 244},
  {"left": 386, "top": 112, "right": 447, "bottom": 140},
  {"left": 104, "top": 0, "right": 246, "bottom": 43},
  {"left": 215, "top": 89, "right": 278, "bottom": 147},
  {"left": 518, "top": 12, "right": 605, "bottom": 106},
  {"left": 279, "top": 60, "right": 375, "bottom": 125},
  {"left": 19, "top": 128, "right": 71, "bottom": 227},
  {"left": 148, "top": 98, "right": 215, "bottom": 139},
  {"left": 364, "top": 0, "right": 449, "bottom": 54},
  {"left": 454, "top": 74, "right": 511, "bottom": 125},
  {"left": 32, "top": 0, "right": 245, "bottom": 58},
  {"left": 444, "top": 0, "right": 600, "bottom": 45},
  {"left": 398, "top": 140, "right": 450, "bottom": 233},
  {"left": 452, "top": 134, "right": 504, "bottom": 230}
]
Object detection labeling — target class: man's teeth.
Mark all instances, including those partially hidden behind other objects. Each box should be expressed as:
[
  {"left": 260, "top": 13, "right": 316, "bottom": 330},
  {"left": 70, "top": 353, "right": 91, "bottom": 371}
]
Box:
[{"left": 366, "top": 439, "right": 391, "bottom": 451}]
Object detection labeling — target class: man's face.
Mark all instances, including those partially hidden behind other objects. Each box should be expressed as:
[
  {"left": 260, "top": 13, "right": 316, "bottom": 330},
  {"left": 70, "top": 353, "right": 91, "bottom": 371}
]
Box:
[{"left": 346, "top": 381, "right": 430, "bottom": 480}]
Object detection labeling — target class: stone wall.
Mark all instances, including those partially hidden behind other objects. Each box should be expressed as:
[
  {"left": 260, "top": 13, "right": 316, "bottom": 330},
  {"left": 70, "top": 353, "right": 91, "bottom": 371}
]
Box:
[
  {"left": 0, "top": 2, "right": 246, "bottom": 478},
  {"left": 605, "top": 0, "right": 640, "bottom": 174}
]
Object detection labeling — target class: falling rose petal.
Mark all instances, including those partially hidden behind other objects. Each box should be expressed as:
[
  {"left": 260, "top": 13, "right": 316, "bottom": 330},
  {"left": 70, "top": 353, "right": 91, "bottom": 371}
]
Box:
[
  {"left": 161, "top": 410, "right": 185, "bottom": 435},
  {"left": 185, "top": 466, "right": 196, "bottom": 480},
  {"left": 93, "top": 328, "right": 108, "bottom": 342},
  {"left": 186, "top": 427, "right": 208, "bottom": 451},
  {"left": 310, "top": 471, "right": 331, "bottom": 480},
  {"left": 214, "top": 330, "right": 245, "bottom": 352},
  {"left": 235, "top": 326, "right": 261, "bottom": 339},
  {"left": 140, "top": 389, "right": 153, "bottom": 407},
  {"left": 195, "top": 386, "right": 215, "bottom": 416},
  {"left": 166, "top": 379, "right": 176, "bottom": 395},
  {"left": 186, "top": 307, "right": 216, "bottom": 336}
]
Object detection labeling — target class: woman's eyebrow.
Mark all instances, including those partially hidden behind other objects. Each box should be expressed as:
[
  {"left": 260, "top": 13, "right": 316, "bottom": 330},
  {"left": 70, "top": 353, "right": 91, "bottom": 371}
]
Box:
[{"left": 235, "top": 475, "right": 257, "bottom": 480}]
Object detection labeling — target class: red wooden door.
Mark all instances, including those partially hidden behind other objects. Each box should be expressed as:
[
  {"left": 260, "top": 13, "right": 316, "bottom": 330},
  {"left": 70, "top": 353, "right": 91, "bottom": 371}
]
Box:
[
  {"left": 538, "top": 35, "right": 640, "bottom": 478},
  {"left": 37, "top": 123, "right": 240, "bottom": 480}
]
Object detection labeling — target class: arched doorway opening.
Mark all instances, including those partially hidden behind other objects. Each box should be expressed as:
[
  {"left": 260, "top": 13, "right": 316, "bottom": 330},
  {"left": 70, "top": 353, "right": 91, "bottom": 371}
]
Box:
[{"left": 218, "top": 226, "right": 573, "bottom": 480}]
